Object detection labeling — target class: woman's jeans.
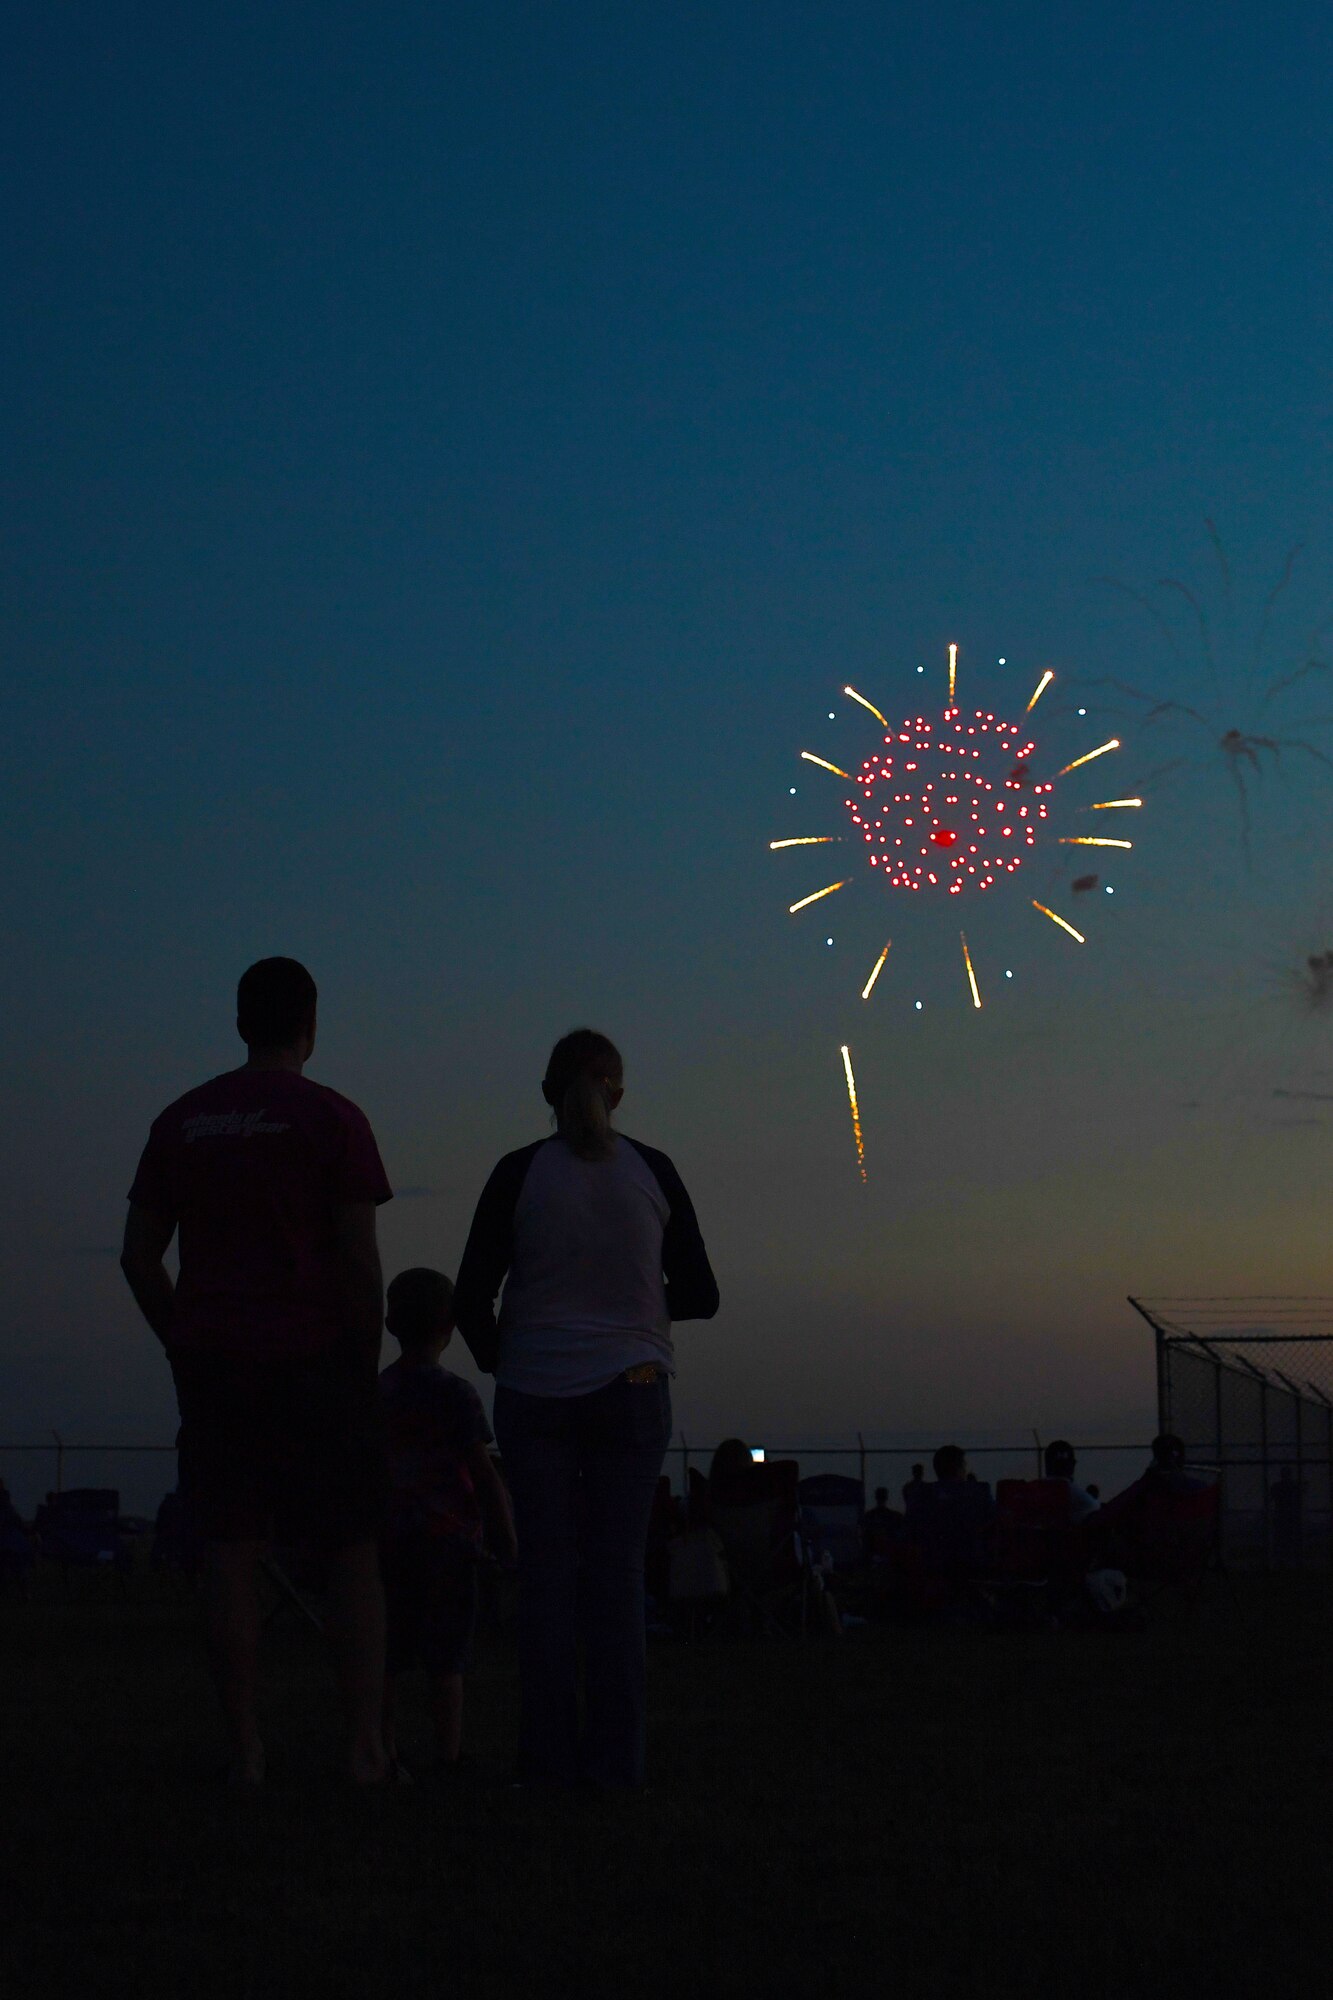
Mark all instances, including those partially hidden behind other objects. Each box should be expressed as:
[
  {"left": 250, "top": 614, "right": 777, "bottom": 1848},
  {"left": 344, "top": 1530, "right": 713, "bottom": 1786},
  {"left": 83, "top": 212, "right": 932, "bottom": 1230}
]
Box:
[{"left": 493, "top": 1373, "right": 672, "bottom": 1788}]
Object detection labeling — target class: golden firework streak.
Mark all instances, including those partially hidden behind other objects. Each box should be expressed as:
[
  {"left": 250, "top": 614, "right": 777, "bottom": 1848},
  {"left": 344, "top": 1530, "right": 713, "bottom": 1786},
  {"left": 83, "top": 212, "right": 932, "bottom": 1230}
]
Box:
[
  {"left": 1058, "top": 836, "right": 1133, "bottom": 849},
  {"left": 861, "top": 941, "right": 891, "bottom": 1000},
  {"left": 1059, "top": 738, "right": 1120, "bottom": 775},
  {"left": 788, "top": 880, "right": 849, "bottom": 915},
  {"left": 840, "top": 1044, "right": 867, "bottom": 1182},
  {"left": 843, "top": 684, "right": 889, "bottom": 727},
  {"left": 768, "top": 836, "right": 837, "bottom": 849},
  {"left": 1026, "top": 669, "right": 1054, "bottom": 712},
  {"left": 948, "top": 642, "right": 958, "bottom": 708},
  {"left": 801, "top": 751, "right": 853, "bottom": 780},
  {"left": 960, "top": 932, "right": 982, "bottom": 1009},
  {"left": 1088, "top": 798, "right": 1142, "bottom": 810},
  {"left": 1032, "top": 900, "right": 1086, "bottom": 944}
]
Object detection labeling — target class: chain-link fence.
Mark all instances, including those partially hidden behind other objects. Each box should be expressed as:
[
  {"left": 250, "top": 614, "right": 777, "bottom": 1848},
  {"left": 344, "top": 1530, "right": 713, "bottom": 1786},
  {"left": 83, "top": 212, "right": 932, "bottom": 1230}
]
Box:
[{"left": 1131, "top": 1296, "right": 1333, "bottom": 1568}]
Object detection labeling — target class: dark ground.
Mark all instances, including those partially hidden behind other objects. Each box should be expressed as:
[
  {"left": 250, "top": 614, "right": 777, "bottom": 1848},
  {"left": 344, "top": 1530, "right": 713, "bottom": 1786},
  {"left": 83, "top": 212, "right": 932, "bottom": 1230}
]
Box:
[{"left": 2, "top": 1568, "right": 1330, "bottom": 2000}]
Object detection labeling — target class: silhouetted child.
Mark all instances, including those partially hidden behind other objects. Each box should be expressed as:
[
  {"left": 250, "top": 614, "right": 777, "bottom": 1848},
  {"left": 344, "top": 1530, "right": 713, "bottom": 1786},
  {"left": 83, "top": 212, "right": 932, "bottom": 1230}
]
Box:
[{"left": 379, "top": 1267, "right": 516, "bottom": 1771}]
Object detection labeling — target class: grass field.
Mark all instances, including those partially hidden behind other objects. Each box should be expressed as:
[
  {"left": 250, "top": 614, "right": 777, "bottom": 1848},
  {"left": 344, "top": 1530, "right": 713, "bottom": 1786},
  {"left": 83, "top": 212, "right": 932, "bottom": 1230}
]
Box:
[{"left": 2, "top": 1570, "right": 1331, "bottom": 2000}]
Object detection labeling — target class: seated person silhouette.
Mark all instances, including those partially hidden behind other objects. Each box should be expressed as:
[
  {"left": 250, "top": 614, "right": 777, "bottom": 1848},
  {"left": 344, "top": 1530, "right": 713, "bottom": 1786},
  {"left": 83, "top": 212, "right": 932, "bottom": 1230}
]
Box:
[
  {"left": 1091, "top": 1434, "right": 1211, "bottom": 1570},
  {"left": 707, "top": 1437, "right": 764, "bottom": 1507},
  {"left": 907, "top": 1446, "right": 995, "bottom": 1583},
  {"left": 1043, "top": 1440, "right": 1100, "bottom": 1523},
  {"left": 861, "top": 1486, "right": 904, "bottom": 1564}
]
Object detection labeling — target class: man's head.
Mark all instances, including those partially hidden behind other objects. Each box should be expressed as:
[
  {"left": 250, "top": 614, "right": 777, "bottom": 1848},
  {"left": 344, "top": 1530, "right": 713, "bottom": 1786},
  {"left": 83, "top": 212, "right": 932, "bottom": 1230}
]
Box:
[
  {"left": 386, "top": 1268, "right": 456, "bottom": 1356},
  {"left": 1045, "top": 1439, "right": 1077, "bottom": 1479},
  {"left": 237, "top": 958, "right": 318, "bottom": 1058},
  {"left": 874, "top": 1486, "right": 889, "bottom": 1507},
  {"left": 1151, "top": 1433, "right": 1186, "bottom": 1472},
  {"left": 932, "top": 1444, "right": 966, "bottom": 1482}
]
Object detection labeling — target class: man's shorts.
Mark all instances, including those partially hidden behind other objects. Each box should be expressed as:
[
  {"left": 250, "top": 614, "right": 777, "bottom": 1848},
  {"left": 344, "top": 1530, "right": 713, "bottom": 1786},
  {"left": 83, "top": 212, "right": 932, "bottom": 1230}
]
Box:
[
  {"left": 172, "top": 1344, "right": 389, "bottom": 1548},
  {"left": 382, "top": 1535, "right": 479, "bottom": 1676}
]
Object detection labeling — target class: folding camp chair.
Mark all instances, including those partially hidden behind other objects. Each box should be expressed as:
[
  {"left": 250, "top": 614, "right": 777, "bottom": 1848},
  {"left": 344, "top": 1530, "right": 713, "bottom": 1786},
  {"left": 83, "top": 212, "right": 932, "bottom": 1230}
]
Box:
[
  {"left": 988, "top": 1478, "right": 1083, "bottom": 1624},
  {"left": 904, "top": 1481, "right": 996, "bottom": 1620},
  {"left": 33, "top": 1489, "right": 129, "bottom": 1587},
  {"left": 0, "top": 1480, "right": 34, "bottom": 1593},
  {"left": 704, "top": 1460, "right": 809, "bottom": 1637},
  {"left": 1122, "top": 1480, "right": 1230, "bottom": 1614},
  {"left": 150, "top": 1488, "right": 203, "bottom": 1580},
  {"left": 797, "top": 1473, "right": 866, "bottom": 1571},
  {"left": 798, "top": 1472, "right": 870, "bottom": 1620}
]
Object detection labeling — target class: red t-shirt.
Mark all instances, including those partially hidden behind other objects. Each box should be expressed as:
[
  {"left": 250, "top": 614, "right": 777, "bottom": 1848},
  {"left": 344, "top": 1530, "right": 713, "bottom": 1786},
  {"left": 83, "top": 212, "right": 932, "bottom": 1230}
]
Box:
[{"left": 128, "top": 1067, "right": 393, "bottom": 1361}]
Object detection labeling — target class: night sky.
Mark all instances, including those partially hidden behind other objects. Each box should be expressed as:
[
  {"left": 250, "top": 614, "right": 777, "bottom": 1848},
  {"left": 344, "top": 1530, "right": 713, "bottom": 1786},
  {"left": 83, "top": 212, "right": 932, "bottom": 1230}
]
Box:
[{"left": 4, "top": 4, "right": 1331, "bottom": 1487}]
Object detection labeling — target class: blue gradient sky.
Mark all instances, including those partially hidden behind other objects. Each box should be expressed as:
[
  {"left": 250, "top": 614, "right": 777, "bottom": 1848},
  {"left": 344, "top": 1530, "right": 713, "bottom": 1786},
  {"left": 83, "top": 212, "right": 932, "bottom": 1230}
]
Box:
[{"left": 3, "top": 4, "right": 1331, "bottom": 1475}]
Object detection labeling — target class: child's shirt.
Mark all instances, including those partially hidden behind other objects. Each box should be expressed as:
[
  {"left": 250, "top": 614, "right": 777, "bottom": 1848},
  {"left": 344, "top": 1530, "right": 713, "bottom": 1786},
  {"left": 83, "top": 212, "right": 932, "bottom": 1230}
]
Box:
[{"left": 378, "top": 1358, "right": 493, "bottom": 1552}]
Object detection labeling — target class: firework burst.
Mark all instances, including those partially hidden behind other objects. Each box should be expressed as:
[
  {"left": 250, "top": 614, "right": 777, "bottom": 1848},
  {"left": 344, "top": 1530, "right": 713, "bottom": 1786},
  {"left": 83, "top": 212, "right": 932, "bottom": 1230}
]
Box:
[{"left": 772, "top": 645, "right": 1142, "bottom": 1175}]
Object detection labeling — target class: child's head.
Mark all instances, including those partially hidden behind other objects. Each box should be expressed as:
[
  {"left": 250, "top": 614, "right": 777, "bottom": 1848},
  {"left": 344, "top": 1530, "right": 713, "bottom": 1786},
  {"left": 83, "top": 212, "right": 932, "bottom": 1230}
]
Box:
[{"left": 385, "top": 1267, "right": 455, "bottom": 1355}]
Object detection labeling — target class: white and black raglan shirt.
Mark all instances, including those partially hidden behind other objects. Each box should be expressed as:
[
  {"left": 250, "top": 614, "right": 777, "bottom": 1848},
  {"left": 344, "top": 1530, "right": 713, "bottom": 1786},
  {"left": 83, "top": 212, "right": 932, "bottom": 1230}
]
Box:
[{"left": 453, "top": 1134, "right": 719, "bottom": 1395}]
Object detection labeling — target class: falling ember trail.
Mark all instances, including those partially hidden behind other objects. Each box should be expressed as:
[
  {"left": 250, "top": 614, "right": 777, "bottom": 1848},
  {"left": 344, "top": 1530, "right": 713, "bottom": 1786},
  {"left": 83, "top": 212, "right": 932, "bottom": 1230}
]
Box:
[
  {"left": 840, "top": 1044, "right": 867, "bottom": 1182},
  {"left": 1026, "top": 669, "right": 1054, "bottom": 712},
  {"left": 843, "top": 685, "right": 889, "bottom": 727},
  {"left": 788, "top": 880, "right": 849, "bottom": 915},
  {"left": 1032, "top": 900, "right": 1086, "bottom": 944},
  {"left": 948, "top": 643, "right": 958, "bottom": 708},
  {"left": 1089, "top": 798, "right": 1142, "bottom": 810},
  {"left": 1060, "top": 738, "right": 1120, "bottom": 776},
  {"left": 1058, "top": 836, "right": 1133, "bottom": 850},
  {"left": 960, "top": 932, "right": 982, "bottom": 1009},
  {"left": 769, "top": 836, "right": 837, "bottom": 849},
  {"left": 801, "top": 751, "right": 853, "bottom": 780},
  {"left": 861, "top": 941, "right": 891, "bottom": 1000}
]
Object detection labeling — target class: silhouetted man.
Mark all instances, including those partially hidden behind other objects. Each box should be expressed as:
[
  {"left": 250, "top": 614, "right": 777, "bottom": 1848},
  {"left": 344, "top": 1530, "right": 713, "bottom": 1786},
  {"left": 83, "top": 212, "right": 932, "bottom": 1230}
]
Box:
[
  {"left": 861, "top": 1485, "right": 903, "bottom": 1563},
  {"left": 121, "top": 957, "right": 395, "bottom": 1784},
  {"left": 1043, "top": 1439, "right": 1100, "bottom": 1523},
  {"left": 1091, "top": 1433, "right": 1210, "bottom": 1570}
]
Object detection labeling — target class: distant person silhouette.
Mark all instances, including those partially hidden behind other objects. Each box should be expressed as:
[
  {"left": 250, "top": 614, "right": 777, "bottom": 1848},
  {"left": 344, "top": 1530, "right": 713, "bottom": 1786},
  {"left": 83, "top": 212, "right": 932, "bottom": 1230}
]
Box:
[
  {"left": 121, "top": 957, "right": 396, "bottom": 1785},
  {"left": 903, "top": 1462, "right": 926, "bottom": 1508},
  {"left": 454, "top": 1028, "right": 718, "bottom": 1790},
  {"left": 1270, "top": 1464, "right": 1304, "bottom": 1565},
  {"left": 378, "top": 1267, "right": 516, "bottom": 1772}
]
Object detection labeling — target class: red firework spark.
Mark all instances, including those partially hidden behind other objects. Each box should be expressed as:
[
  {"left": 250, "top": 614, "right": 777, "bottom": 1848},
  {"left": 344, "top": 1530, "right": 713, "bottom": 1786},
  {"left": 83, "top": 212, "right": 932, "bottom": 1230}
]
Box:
[{"left": 846, "top": 706, "right": 1049, "bottom": 895}]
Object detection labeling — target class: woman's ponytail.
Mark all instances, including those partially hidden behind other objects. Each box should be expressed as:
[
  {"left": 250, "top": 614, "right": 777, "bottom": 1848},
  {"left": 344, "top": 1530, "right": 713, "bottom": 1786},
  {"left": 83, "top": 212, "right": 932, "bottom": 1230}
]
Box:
[{"left": 544, "top": 1028, "right": 622, "bottom": 1161}]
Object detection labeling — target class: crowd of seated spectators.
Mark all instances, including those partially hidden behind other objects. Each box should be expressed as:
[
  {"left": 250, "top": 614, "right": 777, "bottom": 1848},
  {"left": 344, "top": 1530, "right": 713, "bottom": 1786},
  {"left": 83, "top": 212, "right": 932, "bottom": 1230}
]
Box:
[
  {"left": 5, "top": 1433, "right": 1221, "bottom": 1638},
  {"left": 645, "top": 1433, "right": 1221, "bottom": 1632}
]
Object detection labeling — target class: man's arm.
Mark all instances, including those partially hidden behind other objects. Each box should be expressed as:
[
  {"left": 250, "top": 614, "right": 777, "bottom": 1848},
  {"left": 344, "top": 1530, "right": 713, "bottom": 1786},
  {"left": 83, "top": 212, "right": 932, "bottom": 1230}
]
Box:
[
  {"left": 334, "top": 1201, "right": 384, "bottom": 1358},
  {"left": 465, "top": 1442, "right": 517, "bottom": 1564},
  {"left": 120, "top": 1204, "right": 178, "bottom": 1349}
]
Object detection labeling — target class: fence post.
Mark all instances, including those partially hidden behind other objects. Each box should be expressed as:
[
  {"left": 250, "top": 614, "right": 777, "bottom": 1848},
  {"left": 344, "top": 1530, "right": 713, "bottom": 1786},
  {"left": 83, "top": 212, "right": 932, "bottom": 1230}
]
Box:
[
  {"left": 1211, "top": 1348, "right": 1225, "bottom": 1559},
  {"left": 1260, "top": 1369, "right": 1270, "bottom": 1568},
  {"left": 1273, "top": 1370, "right": 1307, "bottom": 1568},
  {"left": 857, "top": 1432, "right": 866, "bottom": 1503},
  {"left": 1288, "top": 1376, "right": 1296, "bottom": 1560},
  {"left": 1032, "top": 1428, "right": 1043, "bottom": 1480},
  {"left": 51, "top": 1430, "right": 63, "bottom": 1495}
]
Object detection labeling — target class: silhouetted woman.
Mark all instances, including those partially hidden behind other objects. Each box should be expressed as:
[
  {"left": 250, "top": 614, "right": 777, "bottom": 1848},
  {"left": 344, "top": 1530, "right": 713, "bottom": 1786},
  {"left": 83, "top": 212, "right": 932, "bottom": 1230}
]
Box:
[{"left": 454, "top": 1029, "right": 718, "bottom": 1788}]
